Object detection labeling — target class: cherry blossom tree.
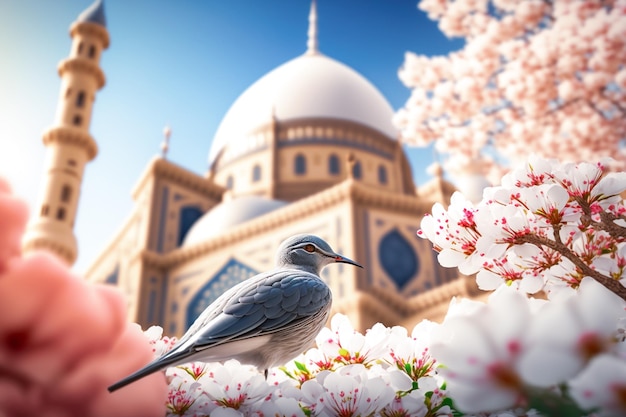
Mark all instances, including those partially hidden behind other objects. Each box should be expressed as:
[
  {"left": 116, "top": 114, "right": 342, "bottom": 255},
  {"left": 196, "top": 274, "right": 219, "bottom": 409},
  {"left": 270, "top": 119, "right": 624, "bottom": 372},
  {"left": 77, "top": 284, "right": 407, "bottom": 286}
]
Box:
[{"left": 394, "top": 0, "right": 626, "bottom": 182}]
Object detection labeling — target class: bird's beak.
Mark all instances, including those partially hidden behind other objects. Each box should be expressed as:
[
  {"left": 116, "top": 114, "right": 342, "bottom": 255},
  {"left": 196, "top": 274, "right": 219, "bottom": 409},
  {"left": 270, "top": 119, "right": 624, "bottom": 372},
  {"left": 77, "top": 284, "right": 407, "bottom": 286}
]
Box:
[{"left": 333, "top": 254, "right": 363, "bottom": 268}]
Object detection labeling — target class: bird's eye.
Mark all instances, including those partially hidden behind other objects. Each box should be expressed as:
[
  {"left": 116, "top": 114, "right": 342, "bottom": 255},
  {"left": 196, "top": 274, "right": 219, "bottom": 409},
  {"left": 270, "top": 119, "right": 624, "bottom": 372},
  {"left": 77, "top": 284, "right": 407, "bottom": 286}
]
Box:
[{"left": 304, "top": 244, "right": 315, "bottom": 253}]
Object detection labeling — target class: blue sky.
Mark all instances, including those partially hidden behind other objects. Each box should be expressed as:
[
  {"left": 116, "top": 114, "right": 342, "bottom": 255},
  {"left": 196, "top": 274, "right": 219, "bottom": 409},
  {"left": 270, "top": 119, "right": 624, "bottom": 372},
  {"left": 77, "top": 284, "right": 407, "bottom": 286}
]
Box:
[{"left": 0, "top": 0, "right": 463, "bottom": 272}]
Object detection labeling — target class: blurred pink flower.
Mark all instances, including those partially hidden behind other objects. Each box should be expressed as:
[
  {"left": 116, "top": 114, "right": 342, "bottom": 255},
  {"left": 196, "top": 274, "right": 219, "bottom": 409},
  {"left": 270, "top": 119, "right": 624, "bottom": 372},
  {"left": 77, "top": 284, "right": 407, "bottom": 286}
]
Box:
[
  {"left": 430, "top": 286, "right": 532, "bottom": 413},
  {"left": 0, "top": 177, "right": 167, "bottom": 417},
  {"left": 0, "top": 178, "right": 28, "bottom": 273},
  {"left": 569, "top": 353, "right": 626, "bottom": 417},
  {"left": 518, "top": 277, "right": 626, "bottom": 387}
]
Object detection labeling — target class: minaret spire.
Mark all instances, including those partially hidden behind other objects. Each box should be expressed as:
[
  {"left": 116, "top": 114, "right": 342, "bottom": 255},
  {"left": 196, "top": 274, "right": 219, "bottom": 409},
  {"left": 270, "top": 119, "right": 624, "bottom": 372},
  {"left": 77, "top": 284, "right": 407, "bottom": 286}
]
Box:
[{"left": 306, "top": 0, "right": 319, "bottom": 55}]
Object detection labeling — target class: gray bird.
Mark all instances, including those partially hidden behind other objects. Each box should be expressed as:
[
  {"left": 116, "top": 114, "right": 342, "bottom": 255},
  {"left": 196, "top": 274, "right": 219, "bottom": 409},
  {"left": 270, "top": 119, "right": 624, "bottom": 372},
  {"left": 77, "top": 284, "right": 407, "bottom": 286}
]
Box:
[{"left": 108, "top": 234, "right": 362, "bottom": 392}]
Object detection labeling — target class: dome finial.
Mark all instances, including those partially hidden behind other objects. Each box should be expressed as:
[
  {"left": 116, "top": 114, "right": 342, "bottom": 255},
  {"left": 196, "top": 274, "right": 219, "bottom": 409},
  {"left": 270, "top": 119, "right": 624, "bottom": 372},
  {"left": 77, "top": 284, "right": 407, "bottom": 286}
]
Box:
[
  {"left": 306, "top": 0, "right": 319, "bottom": 55},
  {"left": 161, "top": 124, "right": 171, "bottom": 159}
]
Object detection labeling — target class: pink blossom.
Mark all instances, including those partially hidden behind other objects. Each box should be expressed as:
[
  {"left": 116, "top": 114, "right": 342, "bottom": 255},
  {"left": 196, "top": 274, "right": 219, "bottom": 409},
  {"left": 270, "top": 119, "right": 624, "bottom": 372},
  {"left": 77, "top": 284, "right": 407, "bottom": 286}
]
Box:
[
  {"left": 315, "top": 313, "right": 391, "bottom": 367},
  {"left": 418, "top": 192, "right": 483, "bottom": 275},
  {"left": 518, "top": 277, "right": 626, "bottom": 387},
  {"left": 201, "top": 359, "right": 272, "bottom": 413},
  {"left": 430, "top": 286, "right": 532, "bottom": 413},
  {"left": 316, "top": 364, "right": 395, "bottom": 417},
  {"left": 569, "top": 354, "right": 626, "bottom": 417}
]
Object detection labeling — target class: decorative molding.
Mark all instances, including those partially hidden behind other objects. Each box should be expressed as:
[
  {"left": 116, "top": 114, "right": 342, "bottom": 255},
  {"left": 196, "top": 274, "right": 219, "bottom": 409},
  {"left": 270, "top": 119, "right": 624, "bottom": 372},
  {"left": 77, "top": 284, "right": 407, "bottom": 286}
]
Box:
[
  {"left": 42, "top": 126, "right": 98, "bottom": 160},
  {"left": 22, "top": 237, "right": 75, "bottom": 265},
  {"left": 331, "top": 275, "right": 482, "bottom": 327},
  {"left": 58, "top": 57, "right": 106, "bottom": 89},
  {"left": 368, "top": 275, "right": 481, "bottom": 317},
  {"left": 214, "top": 117, "right": 397, "bottom": 170},
  {"left": 132, "top": 157, "right": 225, "bottom": 201}
]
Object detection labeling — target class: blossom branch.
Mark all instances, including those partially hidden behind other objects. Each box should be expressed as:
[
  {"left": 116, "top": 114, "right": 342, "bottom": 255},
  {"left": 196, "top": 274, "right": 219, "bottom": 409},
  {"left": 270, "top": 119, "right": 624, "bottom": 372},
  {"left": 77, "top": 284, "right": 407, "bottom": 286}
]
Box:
[{"left": 518, "top": 232, "right": 626, "bottom": 302}]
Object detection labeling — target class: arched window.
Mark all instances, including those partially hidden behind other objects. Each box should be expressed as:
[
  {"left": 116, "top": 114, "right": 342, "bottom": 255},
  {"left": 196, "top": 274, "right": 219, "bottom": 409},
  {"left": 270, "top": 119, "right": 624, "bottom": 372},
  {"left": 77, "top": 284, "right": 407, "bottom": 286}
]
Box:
[
  {"left": 76, "top": 91, "right": 85, "bottom": 108},
  {"left": 60, "top": 184, "right": 72, "bottom": 203},
  {"left": 225, "top": 175, "right": 234, "bottom": 190},
  {"left": 252, "top": 164, "right": 261, "bottom": 182},
  {"left": 352, "top": 160, "right": 362, "bottom": 179},
  {"left": 77, "top": 42, "right": 84, "bottom": 55},
  {"left": 378, "top": 229, "right": 419, "bottom": 290},
  {"left": 295, "top": 154, "right": 306, "bottom": 175},
  {"left": 328, "top": 154, "right": 340, "bottom": 175},
  {"left": 41, "top": 205, "right": 49, "bottom": 216},
  {"left": 178, "top": 206, "right": 203, "bottom": 245},
  {"left": 88, "top": 45, "right": 96, "bottom": 58},
  {"left": 72, "top": 115, "right": 82, "bottom": 126},
  {"left": 378, "top": 165, "right": 387, "bottom": 184},
  {"left": 56, "top": 207, "right": 66, "bottom": 221}
]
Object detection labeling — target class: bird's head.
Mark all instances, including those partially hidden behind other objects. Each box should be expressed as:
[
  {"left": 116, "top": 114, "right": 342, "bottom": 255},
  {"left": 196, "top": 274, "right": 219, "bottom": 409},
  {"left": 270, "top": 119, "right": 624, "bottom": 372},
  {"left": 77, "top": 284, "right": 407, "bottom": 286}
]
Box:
[{"left": 276, "top": 234, "right": 363, "bottom": 275}]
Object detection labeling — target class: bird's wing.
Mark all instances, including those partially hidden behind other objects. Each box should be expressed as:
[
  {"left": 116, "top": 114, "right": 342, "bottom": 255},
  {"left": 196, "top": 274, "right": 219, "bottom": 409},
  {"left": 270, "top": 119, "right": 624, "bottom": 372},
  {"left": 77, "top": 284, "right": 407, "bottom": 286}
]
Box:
[{"left": 185, "top": 269, "right": 330, "bottom": 350}]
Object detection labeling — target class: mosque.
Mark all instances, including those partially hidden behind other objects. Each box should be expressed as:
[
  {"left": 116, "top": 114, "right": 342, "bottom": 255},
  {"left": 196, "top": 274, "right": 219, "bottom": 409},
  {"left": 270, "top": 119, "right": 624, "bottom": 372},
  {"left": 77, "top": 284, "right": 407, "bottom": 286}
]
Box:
[{"left": 22, "top": 0, "right": 482, "bottom": 336}]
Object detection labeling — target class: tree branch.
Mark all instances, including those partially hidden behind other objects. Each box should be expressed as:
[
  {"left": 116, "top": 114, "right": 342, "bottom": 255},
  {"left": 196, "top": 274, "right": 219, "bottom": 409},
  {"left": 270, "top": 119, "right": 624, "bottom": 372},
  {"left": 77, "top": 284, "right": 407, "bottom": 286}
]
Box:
[
  {"left": 518, "top": 232, "right": 626, "bottom": 302},
  {"left": 576, "top": 196, "right": 626, "bottom": 240}
]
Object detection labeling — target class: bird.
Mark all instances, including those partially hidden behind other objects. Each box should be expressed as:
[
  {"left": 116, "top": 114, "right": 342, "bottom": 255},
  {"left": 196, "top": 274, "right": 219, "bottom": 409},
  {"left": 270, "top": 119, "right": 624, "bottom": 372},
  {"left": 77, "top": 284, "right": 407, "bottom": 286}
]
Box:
[{"left": 108, "top": 233, "right": 362, "bottom": 392}]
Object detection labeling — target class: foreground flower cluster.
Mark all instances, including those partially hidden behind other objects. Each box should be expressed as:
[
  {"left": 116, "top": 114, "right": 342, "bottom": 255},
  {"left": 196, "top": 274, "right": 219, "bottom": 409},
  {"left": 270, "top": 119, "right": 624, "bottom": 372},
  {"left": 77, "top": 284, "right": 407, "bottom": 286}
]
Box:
[
  {"left": 159, "top": 314, "right": 450, "bottom": 417},
  {"left": 156, "top": 276, "right": 625, "bottom": 417}
]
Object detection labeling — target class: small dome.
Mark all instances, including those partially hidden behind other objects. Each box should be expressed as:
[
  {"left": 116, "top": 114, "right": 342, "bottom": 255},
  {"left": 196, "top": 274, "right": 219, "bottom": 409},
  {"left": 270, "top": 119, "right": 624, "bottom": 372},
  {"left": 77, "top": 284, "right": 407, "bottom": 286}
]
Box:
[
  {"left": 76, "top": 0, "right": 106, "bottom": 27},
  {"left": 183, "top": 195, "right": 288, "bottom": 246},
  {"left": 208, "top": 53, "right": 397, "bottom": 165}
]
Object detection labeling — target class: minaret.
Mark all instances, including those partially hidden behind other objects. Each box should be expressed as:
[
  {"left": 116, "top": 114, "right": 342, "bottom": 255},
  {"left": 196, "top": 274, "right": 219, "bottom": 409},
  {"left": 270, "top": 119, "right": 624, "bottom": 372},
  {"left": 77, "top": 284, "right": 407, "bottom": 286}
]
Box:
[{"left": 22, "top": 0, "right": 109, "bottom": 265}]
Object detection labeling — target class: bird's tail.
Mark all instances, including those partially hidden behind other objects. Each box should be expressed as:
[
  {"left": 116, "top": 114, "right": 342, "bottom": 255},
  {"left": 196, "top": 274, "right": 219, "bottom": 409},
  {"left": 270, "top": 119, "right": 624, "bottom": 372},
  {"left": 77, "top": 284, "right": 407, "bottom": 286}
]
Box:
[{"left": 107, "top": 350, "right": 186, "bottom": 392}]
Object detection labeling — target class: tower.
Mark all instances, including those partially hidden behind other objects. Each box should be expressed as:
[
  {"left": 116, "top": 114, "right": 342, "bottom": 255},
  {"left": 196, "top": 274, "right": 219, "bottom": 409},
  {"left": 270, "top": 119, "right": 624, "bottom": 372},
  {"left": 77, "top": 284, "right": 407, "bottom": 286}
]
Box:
[{"left": 22, "top": 0, "right": 109, "bottom": 265}]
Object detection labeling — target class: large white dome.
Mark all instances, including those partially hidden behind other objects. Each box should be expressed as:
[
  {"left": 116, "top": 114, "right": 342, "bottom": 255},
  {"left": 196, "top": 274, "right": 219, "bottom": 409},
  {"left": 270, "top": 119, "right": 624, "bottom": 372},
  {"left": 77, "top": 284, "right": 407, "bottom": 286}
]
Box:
[{"left": 208, "top": 53, "right": 397, "bottom": 165}]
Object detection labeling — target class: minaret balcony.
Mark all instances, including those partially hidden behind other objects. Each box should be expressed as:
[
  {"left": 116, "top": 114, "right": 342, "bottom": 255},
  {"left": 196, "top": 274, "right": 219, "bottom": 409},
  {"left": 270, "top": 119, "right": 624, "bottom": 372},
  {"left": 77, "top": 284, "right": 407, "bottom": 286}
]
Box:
[
  {"left": 42, "top": 126, "right": 98, "bottom": 161},
  {"left": 58, "top": 57, "right": 106, "bottom": 89}
]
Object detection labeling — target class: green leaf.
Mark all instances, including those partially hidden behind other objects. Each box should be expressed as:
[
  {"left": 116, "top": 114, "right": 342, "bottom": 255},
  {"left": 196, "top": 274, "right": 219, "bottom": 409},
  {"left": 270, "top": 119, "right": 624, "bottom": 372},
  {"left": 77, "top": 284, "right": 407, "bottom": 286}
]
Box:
[
  {"left": 294, "top": 361, "right": 308, "bottom": 372},
  {"left": 441, "top": 397, "right": 453, "bottom": 408},
  {"left": 526, "top": 386, "right": 592, "bottom": 417}
]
